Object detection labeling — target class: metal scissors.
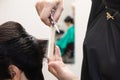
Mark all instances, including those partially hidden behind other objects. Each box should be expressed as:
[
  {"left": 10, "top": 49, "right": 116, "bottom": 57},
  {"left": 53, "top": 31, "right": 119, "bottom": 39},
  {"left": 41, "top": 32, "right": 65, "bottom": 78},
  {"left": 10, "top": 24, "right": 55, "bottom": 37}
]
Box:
[{"left": 49, "top": 11, "right": 60, "bottom": 33}]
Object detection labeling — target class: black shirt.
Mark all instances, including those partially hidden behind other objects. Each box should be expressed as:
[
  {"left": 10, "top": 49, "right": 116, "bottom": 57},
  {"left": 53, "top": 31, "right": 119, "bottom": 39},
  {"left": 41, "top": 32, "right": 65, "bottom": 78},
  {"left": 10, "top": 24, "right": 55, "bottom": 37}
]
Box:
[{"left": 81, "top": 0, "right": 120, "bottom": 80}]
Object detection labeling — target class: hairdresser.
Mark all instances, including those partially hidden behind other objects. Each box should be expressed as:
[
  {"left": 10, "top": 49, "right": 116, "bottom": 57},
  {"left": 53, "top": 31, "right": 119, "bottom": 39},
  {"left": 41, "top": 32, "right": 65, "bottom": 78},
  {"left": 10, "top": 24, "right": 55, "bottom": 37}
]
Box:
[{"left": 36, "top": 0, "right": 120, "bottom": 80}]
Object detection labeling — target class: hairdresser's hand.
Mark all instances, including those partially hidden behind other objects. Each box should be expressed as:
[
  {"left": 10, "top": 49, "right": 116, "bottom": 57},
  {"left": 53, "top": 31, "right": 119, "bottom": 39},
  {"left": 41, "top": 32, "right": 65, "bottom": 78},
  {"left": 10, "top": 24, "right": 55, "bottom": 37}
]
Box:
[
  {"left": 35, "top": 0, "right": 63, "bottom": 26},
  {"left": 48, "top": 46, "right": 79, "bottom": 80}
]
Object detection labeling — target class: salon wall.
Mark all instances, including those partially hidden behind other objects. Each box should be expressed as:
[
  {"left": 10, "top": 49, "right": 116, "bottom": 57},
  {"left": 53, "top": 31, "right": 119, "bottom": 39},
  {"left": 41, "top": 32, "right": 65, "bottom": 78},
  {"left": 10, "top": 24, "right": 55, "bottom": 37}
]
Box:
[
  {"left": 0, "top": 0, "right": 50, "bottom": 39},
  {"left": 0, "top": 0, "right": 91, "bottom": 80},
  {"left": 75, "top": 0, "right": 91, "bottom": 79}
]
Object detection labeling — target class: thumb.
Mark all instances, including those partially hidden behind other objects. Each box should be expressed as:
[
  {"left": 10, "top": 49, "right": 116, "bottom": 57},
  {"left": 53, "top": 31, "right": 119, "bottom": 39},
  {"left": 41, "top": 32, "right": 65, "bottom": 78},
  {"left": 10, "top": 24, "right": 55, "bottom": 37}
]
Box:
[
  {"left": 48, "top": 62, "right": 63, "bottom": 79},
  {"left": 48, "top": 66, "right": 58, "bottom": 78},
  {"left": 48, "top": 62, "right": 63, "bottom": 73}
]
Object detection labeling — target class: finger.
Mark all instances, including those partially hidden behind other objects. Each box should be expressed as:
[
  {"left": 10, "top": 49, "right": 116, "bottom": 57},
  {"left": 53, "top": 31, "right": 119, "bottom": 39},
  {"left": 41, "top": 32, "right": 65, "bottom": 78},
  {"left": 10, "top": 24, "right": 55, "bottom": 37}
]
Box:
[
  {"left": 40, "top": 3, "right": 56, "bottom": 26},
  {"left": 54, "top": 1, "right": 63, "bottom": 22},
  {"left": 35, "top": 1, "right": 51, "bottom": 26},
  {"left": 55, "top": 46, "right": 61, "bottom": 57},
  {"left": 48, "top": 62, "right": 63, "bottom": 74},
  {"left": 55, "top": 46, "right": 62, "bottom": 61},
  {"left": 40, "top": 7, "right": 51, "bottom": 26},
  {"left": 35, "top": 0, "right": 44, "bottom": 16}
]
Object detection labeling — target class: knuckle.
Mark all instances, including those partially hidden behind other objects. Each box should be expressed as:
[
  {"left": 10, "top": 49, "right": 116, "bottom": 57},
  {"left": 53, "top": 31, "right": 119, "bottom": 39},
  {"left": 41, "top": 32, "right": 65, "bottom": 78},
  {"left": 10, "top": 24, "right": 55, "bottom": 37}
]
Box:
[
  {"left": 35, "top": 1, "right": 40, "bottom": 8},
  {"left": 40, "top": 17, "right": 46, "bottom": 22},
  {"left": 40, "top": 17, "right": 50, "bottom": 26}
]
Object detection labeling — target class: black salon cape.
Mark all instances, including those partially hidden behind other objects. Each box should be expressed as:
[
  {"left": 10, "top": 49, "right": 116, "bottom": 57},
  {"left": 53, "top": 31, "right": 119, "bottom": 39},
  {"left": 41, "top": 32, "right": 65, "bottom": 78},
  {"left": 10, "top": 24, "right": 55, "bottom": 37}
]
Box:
[{"left": 81, "top": 0, "right": 120, "bottom": 80}]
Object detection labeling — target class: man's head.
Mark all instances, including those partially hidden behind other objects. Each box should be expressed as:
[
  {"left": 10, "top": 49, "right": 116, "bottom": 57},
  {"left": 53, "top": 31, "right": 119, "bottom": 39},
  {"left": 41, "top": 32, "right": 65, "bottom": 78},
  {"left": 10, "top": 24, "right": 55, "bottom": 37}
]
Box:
[
  {"left": 0, "top": 21, "right": 47, "bottom": 80},
  {"left": 64, "top": 16, "right": 74, "bottom": 27}
]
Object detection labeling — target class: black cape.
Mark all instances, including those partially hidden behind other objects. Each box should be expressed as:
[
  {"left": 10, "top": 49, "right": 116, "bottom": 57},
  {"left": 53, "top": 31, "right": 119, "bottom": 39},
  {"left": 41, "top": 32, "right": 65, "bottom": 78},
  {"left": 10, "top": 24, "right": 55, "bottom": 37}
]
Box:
[{"left": 81, "top": 0, "right": 120, "bottom": 80}]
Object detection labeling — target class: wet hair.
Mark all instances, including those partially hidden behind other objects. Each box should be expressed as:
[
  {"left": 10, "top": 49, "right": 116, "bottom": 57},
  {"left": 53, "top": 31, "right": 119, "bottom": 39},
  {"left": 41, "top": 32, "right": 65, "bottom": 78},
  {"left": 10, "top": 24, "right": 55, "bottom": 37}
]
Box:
[
  {"left": 64, "top": 16, "right": 74, "bottom": 24},
  {"left": 0, "top": 21, "right": 48, "bottom": 80}
]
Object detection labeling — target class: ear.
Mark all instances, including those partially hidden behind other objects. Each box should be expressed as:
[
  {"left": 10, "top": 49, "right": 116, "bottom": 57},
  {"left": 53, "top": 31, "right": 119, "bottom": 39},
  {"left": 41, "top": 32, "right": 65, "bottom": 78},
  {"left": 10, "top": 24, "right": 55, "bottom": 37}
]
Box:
[{"left": 9, "top": 65, "right": 21, "bottom": 80}]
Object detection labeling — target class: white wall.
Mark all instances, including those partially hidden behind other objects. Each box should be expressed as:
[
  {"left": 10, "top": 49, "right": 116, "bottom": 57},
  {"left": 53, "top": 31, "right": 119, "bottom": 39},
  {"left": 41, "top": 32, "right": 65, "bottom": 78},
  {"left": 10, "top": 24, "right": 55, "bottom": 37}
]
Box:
[
  {"left": 0, "top": 0, "right": 91, "bottom": 80},
  {"left": 0, "top": 0, "right": 50, "bottom": 39},
  {"left": 75, "top": 0, "right": 91, "bottom": 79}
]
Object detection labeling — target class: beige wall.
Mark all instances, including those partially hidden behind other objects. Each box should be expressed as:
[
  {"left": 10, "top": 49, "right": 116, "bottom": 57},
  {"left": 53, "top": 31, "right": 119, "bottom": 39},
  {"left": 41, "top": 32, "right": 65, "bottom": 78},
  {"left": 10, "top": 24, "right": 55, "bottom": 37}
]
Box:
[{"left": 0, "top": 0, "right": 91, "bottom": 80}]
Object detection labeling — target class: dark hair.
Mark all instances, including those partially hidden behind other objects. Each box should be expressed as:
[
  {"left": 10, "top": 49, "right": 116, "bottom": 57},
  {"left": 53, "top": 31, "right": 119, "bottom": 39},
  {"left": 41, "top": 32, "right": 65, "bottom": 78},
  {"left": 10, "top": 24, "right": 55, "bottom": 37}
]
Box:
[
  {"left": 0, "top": 21, "right": 48, "bottom": 80},
  {"left": 64, "top": 16, "right": 74, "bottom": 24}
]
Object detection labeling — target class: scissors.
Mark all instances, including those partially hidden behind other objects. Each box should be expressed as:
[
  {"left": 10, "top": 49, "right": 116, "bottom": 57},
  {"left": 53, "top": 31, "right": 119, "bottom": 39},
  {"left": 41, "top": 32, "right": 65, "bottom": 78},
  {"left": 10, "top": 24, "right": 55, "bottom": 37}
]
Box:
[{"left": 49, "top": 11, "right": 60, "bottom": 33}]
